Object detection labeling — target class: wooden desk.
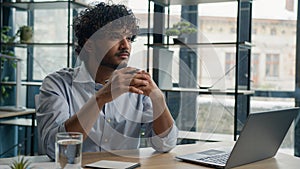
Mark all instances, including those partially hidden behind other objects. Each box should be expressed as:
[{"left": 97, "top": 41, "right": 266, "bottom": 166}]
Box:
[
  {"left": 0, "top": 109, "right": 35, "bottom": 119},
  {"left": 82, "top": 142, "right": 300, "bottom": 169},
  {"left": 0, "top": 109, "right": 36, "bottom": 156}
]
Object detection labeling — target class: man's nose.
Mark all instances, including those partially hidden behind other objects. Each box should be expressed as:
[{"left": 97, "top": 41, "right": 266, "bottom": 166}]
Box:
[{"left": 119, "top": 37, "right": 130, "bottom": 49}]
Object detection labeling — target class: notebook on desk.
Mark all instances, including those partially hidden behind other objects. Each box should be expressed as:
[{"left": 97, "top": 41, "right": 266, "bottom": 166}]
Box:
[{"left": 176, "top": 107, "right": 300, "bottom": 169}]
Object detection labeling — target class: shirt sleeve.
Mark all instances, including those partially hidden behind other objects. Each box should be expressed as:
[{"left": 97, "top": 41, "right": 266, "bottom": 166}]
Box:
[
  {"left": 36, "top": 74, "right": 69, "bottom": 159},
  {"left": 147, "top": 124, "right": 178, "bottom": 152},
  {"left": 142, "top": 96, "right": 178, "bottom": 152}
]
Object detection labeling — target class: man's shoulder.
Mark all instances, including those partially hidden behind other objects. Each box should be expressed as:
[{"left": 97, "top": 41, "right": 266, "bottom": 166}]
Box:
[
  {"left": 47, "top": 67, "right": 76, "bottom": 78},
  {"left": 57, "top": 67, "right": 77, "bottom": 76},
  {"left": 43, "top": 67, "right": 79, "bottom": 85}
]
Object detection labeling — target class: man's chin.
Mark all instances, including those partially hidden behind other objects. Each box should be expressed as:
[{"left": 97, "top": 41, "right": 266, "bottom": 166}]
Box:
[
  {"left": 99, "top": 61, "right": 127, "bottom": 70},
  {"left": 116, "top": 61, "right": 128, "bottom": 69}
]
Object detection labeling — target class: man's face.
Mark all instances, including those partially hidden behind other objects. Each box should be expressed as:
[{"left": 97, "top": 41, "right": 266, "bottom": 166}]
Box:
[{"left": 96, "top": 29, "right": 135, "bottom": 69}]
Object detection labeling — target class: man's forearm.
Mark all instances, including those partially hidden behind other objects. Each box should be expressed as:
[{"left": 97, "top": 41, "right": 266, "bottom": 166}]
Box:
[
  {"left": 65, "top": 95, "right": 102, "bottom": 140},
  {"left": 150, "top": 90, "right": 174, "bottom": 136}
]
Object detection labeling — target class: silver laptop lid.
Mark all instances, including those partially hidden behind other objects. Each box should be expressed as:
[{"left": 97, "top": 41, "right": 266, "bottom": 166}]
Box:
[{"left": 225, "top": 107, "right": 299, "bottom": 169}]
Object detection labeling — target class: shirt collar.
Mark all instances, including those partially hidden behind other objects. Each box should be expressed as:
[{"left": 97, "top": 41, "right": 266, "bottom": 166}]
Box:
[{"left": 73, "top": 63, "right": 95, "bottom": 84}]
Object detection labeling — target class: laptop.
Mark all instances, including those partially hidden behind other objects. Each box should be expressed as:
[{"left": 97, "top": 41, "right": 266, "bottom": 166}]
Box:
[{"left": 176, "top": 107, "right": 300, "bottom": 169}]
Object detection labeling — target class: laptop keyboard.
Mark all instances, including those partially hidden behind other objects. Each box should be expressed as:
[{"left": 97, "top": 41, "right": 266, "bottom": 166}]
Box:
[{"left": 197, "top": 153, "right": 230, "bottom": 165}]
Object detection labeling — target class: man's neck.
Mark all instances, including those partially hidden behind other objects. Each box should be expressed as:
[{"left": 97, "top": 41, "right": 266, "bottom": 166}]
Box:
[{"left": 95, "top": 66, "right": 115, "bottom": 84}]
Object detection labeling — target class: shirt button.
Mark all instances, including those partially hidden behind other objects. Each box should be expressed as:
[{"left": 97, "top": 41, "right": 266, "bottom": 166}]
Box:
[
  {"left": 104, "top": 139, "right": 108, "bottom": 142},
  {"left": 107, "top": 118, "right": 111, "bottom": 123}
]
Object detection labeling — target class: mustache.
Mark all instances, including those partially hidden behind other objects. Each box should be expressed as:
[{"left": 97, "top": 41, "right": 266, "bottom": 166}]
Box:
[{"left": 115, "top": 50, "right": 130, "bottom": 56}]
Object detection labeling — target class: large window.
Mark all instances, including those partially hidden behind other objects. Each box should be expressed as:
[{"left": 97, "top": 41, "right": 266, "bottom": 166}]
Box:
[
  {"left": 197, "top": 1, "right": 238, "bottom": 137},
  {"left": 252, "top": 0, "right": 297, "bottom": 91},
  {"left": 251, "top": 0, "right": 297, "bottom": 154}
]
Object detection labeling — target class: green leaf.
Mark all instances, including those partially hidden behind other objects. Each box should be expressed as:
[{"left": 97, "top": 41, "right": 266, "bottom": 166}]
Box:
[{"left": 9, "top": 156, "right": 31, "bottom": 169}]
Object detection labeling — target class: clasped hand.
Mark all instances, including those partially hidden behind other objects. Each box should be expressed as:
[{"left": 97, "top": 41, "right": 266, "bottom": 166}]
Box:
[{"left": 96, "top": 67, "right": 160, "bottom": 104}]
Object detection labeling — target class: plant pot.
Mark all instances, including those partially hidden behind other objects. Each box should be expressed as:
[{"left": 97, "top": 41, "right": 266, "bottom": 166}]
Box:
[
  {"left": 173, "top": 37, "right": 187, "bottom": 45},
  {"left": 19, "top": 26, "right": 33, "bottom": 43}
]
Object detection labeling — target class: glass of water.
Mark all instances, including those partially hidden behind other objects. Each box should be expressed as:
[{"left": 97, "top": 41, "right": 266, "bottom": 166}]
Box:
[{"left": 55, "top": 132, "right": 83, "bottom": 169}]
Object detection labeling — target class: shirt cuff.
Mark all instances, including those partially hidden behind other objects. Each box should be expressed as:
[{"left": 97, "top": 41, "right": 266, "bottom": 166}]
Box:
[{"left": 148, "top": 124, "right": 178, "bottom": 152}]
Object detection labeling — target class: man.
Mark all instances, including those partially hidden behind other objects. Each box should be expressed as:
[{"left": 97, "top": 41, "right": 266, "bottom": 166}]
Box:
[{"left": 36, "top": 2, "right": 178, "bottom": 159}]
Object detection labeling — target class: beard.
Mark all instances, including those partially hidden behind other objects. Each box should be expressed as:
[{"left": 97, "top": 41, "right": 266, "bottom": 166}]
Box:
[
  {"left": 99, "top": 49, "right": 130, "bottom": 70},
  {"left": 99, "top": 59, "right": 128, "bottom": 70}
]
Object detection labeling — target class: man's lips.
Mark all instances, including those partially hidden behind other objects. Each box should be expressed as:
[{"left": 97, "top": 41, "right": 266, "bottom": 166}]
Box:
[{"left": 117, "top": 52, "right": 130, "bottom": 59}]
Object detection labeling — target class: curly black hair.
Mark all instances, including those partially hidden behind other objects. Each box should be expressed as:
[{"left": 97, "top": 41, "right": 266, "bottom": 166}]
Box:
[{"left": 73, "top": 2, "right": 139, "bottom": 54}]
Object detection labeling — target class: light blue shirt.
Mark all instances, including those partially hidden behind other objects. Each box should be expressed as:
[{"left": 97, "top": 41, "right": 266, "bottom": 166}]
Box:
[{"left": 36, "top": 63, "right": 178, "bottom": 159}]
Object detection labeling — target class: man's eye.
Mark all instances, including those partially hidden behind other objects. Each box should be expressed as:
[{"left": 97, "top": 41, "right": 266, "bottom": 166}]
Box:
[
  {"left": 126, "top": 36, "right": 133, "bottom": 42},
  {"left": 108, "top": 33, "right": 136, "bottom": 42},
  {"left": 129, "top": 35, "right": 136, "bottom": 42}
]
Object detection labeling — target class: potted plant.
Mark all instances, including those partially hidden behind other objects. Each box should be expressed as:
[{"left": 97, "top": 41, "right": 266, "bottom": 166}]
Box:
[
  {"left": 17, "top": 25, "right": 33, "bottom": 43},
  {"left": 10, "top": 155, "right": 31, "bottom": 169},
  {"left": 165, "top": 21, "right": 197, "bottom": 44}
]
